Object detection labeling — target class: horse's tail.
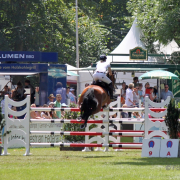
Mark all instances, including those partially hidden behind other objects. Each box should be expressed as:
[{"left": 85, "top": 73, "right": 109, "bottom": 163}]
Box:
[{"left": 80, "top": 88, "right": 98, "bottom": 128}]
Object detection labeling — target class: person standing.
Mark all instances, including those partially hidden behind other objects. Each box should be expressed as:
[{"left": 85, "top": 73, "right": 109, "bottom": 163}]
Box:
[
  {"left": 133, "top": 87, "right": 139, "bottom": 106},
  {"left": 34, "top": 87, "right": 39, "bottom": 107},
  {"left": 125, "top": 83, "right": 135, "bottom": 107},
  {"left": 54, "top": 82, "right": 66, "bottom": 104},
  {"left": 125, "top": 83, "right": 135, "bottom": 118},
  {"left": 161, "top": 84, "right": 174, "bottom": 100},
  {"left": 54, "top": 94, "right": 62, "bottom": 118},
  {"left": 132, "top": 77, "right": 139, "bottom": 88},
  {"left": 138, "top": 83, "right": 144, "bottom": 105},
  {"left": 121, "top": 82, "right": 126, "bottom": 104},
  {"left": 24, "top": 79, "right": 35, "bottom": 104}
]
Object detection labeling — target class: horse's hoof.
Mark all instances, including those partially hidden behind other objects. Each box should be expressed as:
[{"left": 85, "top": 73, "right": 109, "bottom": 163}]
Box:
[
  {"left": 77, "top": 117, "right": 82, "bottom": 122},
  {"left": 80, "top": 124, "right": 86, "bottom": 129}
]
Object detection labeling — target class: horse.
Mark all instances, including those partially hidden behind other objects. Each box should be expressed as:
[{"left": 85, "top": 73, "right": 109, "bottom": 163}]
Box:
[{"left": 78, "top": 71, "right": 116, "bottom": 129}]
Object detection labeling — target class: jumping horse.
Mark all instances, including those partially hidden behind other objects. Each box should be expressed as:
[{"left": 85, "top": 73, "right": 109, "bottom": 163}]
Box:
[{"left": 78, "top": 71, "right": 116, "bottom": 129}]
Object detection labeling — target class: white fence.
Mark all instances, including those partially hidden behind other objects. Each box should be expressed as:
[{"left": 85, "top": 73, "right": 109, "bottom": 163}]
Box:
[{"left": 1, "top": 95, "right": 171, "bottom": 155}]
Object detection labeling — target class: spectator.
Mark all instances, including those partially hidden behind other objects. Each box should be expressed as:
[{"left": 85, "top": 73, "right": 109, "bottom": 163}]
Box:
[
  {"left": 121, "top": 82, "right": 126, "bottom": 104},
  {"left": 49, "top": 102, "right": 58, "bottom": 119},
  {"left": 125, "top": 83, "right": 135, "bottom": 107},
  {"left": 54, "top": 94, "right": 62, "bottom": 118},
  {"left": 121, "top": 104, "right": 128, "bottom": 118},
  {"left": 161, "top": 84, "right": 174, "bottom": 101},
  {"left": 153, "top": 86, "right": 158, "bottom": 102},
  {"left": 85, "top": 83, "right": 89, "bottom": 87},
  {"left": 24, "top": 79, "right": 35, "bottom": 104},
  {"left": 34, "top": 87, "right": 40, "bottom": 107},
  {"left": 133, "top": 77, "right": 139, "bottom": 87},
  {"left": 9, "top": 106, "right": 17, "bottom": 119},
  {"left": 149, "top": 87, "right": 157, "bottom": 102},
  {"left": 61, "top": 103, "right": 68, "bottom": 118},
  {"left": 41, "top": 104, "right": 51, "bottom": 119},
  {"left": 125, "top": 83, "right": 135, "bottom": 118},
  {"left": 0, "top": 85, "right": 11, "bottom": 96},
  {"left": 132, "top": 108, "right": 141, "bottom": 118},
  {"left": 133, "top": 87, "right": 139, "bottom": 106},
  {"left": 47, "top": 94, "right": 55, "bottom": 105},
  {"left": 54, "top": 82, "right": 66, "bottom": 104},
  {"left": 1, "top": 94, "right": 12, "bottom": 118},
  {"left": 69, "top": 88, "right": 76, "bottom": 104},
  {"left": 11, "top": 89, "right": 16, "bottom": 100},
  {"left": 138, "top": 83, "right": 144, "bottom": 105},
  {"left": 14, "top": 81, "right": 24, "bottom": 101},
  {"left": 145, "top": 82, "right": 150, "bottom": 98},
  {"left": 30, "top": 104, "right": 42, "bottom": 119}
]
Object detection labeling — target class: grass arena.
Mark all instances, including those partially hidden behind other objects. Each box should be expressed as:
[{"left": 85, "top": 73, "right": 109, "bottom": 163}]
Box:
[{"left": 1, "top": 95, "right": 180, "bottom": 180}]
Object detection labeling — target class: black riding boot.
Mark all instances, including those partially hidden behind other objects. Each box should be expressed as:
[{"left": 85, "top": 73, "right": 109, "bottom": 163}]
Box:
[{"left": 108, "top": 82, "right": 114, "bottom": 100}]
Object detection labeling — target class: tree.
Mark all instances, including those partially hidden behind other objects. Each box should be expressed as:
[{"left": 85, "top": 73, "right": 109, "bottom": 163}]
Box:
[
  {"left": 127, "top": 0, "right": 180, "bottom": 50},
  {"left": 165, "top": 99, "right": 180, "bottom": 139},
  {"left": 0, "top": 0, "right": 131, "bottom": 67}
]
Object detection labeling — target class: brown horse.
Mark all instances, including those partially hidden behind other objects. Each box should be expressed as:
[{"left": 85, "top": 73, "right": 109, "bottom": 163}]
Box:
[{"left": 78, "top": 72, "right": 116, "bottom": 129}]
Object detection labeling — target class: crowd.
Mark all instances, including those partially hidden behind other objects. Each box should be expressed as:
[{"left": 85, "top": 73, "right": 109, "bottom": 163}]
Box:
[
  {"left": 0, "top": 79, "right": 36, "bottom": 118},
  {"left": 0, "top": 75, "right": 174, "bottom": 120},
  {"left": 120, "top": 77, "right": 174, "bottom": 118}
]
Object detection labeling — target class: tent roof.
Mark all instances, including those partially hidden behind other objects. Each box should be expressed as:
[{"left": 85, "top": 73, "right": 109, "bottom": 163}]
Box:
[
  {"left": 106, "top": 18, "right": 157, "bottom": 63},
  {"left": 154, "top": 40, "right": 180, "bottom": 55}
]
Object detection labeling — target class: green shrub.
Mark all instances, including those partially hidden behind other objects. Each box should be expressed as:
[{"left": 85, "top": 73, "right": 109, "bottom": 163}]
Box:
[{"left": 165, "top": 99, "right": 180, "bottom": 139}]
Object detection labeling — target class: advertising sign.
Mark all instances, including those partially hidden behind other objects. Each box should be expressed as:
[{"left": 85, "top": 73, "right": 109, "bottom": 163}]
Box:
[
  {"left": 0, "top": 51, "right": 58, "bottom": 62},
  {"left": 130, "top": 47, "right": 147, "bottom": 60},
  {"left": 141, "top": 139, "right": 161, "bottom": 157},
  {"left": 160, "top": 139, "right": 179, "bottom": 158}
]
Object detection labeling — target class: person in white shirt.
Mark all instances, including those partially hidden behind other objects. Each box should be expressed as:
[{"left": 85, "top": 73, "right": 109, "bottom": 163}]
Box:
[
  {"left": 93, "top": 54, "right": 113, "bottom": 100},
  {"left": 125, "top": 83, "right": 135, "bottom": 107}
]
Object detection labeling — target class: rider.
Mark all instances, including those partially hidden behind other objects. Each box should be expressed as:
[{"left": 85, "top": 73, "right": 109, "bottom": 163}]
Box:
[{"left": 93, "top": 54, "right": 114, "bottom": 100}]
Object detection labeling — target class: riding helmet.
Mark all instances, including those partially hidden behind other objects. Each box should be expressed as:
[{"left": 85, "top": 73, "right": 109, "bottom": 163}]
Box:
[{"left": 100, "top": 54, "right": 107, "bottom": 61}]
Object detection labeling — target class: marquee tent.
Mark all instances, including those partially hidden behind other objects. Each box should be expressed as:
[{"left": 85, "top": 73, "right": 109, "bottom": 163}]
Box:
[{"left": 107, "top": 18, "right": 157, "bottom": 63}]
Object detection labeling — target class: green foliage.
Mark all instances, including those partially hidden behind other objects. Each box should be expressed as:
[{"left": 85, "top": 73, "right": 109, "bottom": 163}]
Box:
[
  {"left": 63, "top": 103, "right": 85, "bottom": 142},
  {"left": 0, "top": 0, "right": 131, "bottom": 67},
  {"left": 165, "top": 99, "right": 180, "bottom": 139},
  {"left": 126, "top": 0, "right": 180, "bottom": 57}
]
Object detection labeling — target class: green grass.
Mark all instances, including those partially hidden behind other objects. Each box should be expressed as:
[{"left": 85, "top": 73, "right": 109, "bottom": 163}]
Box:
[
  {"left": 121, "top": 137, "right": 133, "bottom": 142},
  {"left": 0, "top": 148, "right": 180, "bottom": 180}
]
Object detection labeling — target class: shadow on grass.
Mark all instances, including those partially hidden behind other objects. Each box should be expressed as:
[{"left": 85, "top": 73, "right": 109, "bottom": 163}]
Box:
[
  {"left": 84, "top": 156, "right": 114, "bottom": 158},
  {"left": 107, "top": 158, "right": 180, "bottom": 166}
]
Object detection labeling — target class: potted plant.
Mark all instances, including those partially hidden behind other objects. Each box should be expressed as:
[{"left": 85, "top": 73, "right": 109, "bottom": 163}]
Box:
[
  {"left": 60, "top": 103, "right": 85, "bottom": 151},
  {"left": 164, "top": 99, "right": 180, "bottom": 157}
]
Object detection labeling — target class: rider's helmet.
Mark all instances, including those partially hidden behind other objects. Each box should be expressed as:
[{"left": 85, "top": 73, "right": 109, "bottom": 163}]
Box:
[{"left": 100, "top": 54, "right": 107, "bottom": 61}]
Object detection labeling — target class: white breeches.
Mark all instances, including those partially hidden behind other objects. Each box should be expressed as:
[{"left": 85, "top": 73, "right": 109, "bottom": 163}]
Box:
[{"left": 93, "top": 72, "right": 111, "bottom": 84}]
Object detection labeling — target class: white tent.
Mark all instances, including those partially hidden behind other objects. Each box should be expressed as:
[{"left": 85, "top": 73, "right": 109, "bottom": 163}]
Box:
[
  {"left": 154, "top": 40, "right": 180, "bottom": 55},
  {"left": 107, "top": 18, "right": 157, "bottom": 63}
]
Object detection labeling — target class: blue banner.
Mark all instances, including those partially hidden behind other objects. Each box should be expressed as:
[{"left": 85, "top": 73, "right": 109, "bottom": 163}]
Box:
[
  {"left": 0, "top": 63, "right": 48, "bottom": 72},
  {"left": 0, "top": 51, "right": 58, "bottom": 62}
]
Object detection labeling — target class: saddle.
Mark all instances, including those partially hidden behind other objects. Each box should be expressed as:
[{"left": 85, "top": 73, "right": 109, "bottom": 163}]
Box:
[{"left": 92, "top": 80, "right": 110, "bottom": 96}]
